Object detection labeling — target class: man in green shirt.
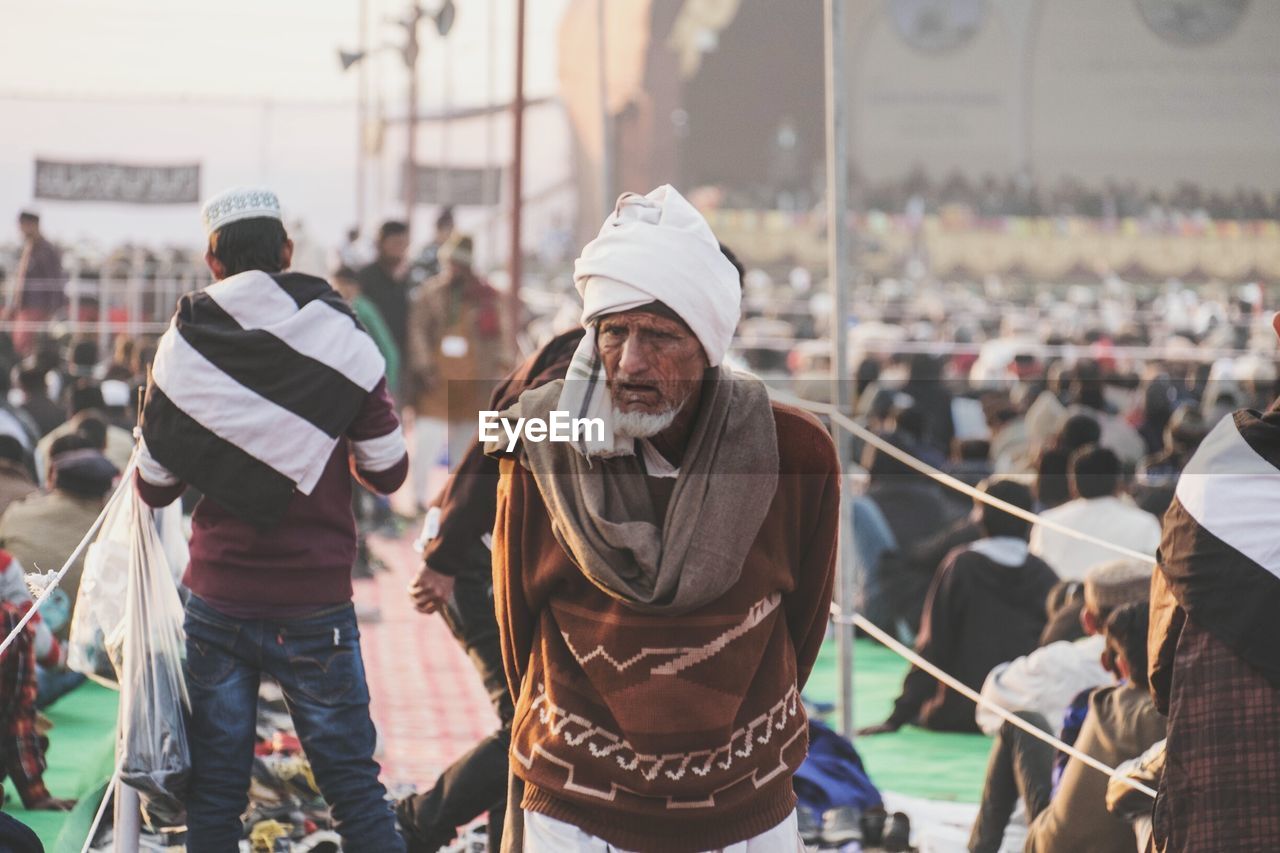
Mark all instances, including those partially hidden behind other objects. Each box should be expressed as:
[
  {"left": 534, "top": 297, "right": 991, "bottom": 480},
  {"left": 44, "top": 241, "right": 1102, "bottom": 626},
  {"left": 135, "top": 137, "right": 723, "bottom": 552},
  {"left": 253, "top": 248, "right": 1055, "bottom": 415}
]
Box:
[{"left": 335, "top": 266, "right": 401, "bottom": 393}]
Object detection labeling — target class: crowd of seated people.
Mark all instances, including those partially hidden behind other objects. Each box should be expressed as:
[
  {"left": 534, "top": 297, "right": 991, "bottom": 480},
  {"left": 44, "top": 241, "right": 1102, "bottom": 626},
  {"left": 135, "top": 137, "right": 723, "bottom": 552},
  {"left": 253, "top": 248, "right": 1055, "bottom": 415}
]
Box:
[
  {"left": 845, "top": 341, "right": 1229, "bottom": 851},
  {"left": 0, "top": 331, "right": 156, "bottom": 811},
  {"left": 718, "top": 168, "right": 1280, "bottom": 224}
]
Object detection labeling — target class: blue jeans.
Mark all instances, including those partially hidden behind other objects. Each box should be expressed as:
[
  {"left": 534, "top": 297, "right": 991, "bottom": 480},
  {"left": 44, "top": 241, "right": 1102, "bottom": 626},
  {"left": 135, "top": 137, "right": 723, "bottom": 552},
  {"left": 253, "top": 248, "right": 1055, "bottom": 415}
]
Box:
[
  {"left": 35, "top": 665, "right": 86, "bottom": 710},
  {"left": 182, "top": 595, "right": 405, "bottom": 853}
]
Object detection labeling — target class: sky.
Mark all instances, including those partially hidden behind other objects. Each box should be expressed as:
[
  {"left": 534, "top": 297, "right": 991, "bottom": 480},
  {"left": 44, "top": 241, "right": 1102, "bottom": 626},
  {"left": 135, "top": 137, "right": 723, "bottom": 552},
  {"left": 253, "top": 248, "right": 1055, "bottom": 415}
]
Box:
[
  {"left": 2, "top": 0, "right": 567, "bottom": 107},
  {"left": 0, "top": 0, "right": 572, "bottom": 249}
]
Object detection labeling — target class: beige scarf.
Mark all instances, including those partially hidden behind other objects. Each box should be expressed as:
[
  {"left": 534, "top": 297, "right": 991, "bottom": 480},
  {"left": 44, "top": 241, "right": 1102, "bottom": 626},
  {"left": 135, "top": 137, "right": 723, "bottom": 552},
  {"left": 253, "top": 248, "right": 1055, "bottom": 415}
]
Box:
[{"left": 492, "top": 366, "right": 779, "bottom": 615}]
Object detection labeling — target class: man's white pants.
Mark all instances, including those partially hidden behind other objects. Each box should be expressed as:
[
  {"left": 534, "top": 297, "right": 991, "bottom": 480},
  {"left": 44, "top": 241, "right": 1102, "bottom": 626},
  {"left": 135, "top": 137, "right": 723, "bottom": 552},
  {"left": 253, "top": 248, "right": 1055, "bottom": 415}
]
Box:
[{"left": 523, "top": 809, "right": 801, "bottom": 853}]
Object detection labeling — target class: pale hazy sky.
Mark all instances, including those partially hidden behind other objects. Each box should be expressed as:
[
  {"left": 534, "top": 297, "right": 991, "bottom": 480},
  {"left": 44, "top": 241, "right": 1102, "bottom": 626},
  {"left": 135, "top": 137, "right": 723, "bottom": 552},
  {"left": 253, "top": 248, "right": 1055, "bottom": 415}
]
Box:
[
  {"left": 0, "top": 0, "right": 573, "bottom": 248},
  {"left": 3, "top": 0, "right": 568, "bottom": 105}
]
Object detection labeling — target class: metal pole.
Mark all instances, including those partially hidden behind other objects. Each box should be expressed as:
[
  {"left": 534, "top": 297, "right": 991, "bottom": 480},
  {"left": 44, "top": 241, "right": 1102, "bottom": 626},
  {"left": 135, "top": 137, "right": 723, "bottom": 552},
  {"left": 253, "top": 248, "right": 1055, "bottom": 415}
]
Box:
[
  {"left": 68, "top": 265, "right": 81, "bottom": 342},
  {"left": 114, "top": 783, "right": 142, "bottom": 853},
  {"left": 404, "top": 4, "right": 423, "bottom": 227},
  {"left": 259, "top": 99, "right": 271, "bottom": 183},
  {"left": 485, "top": 0, "right": 498, "bottom": 265},
  {"left": 508, "top": 0, "right": 526, "bottom": 351},
  {"left": 375, "top": 88, "right": 387, "bottom": 218},
  {"left": 127, "top": 246, "right": 144, "bottom": 343},
  {"left": 597, "top": 0, "right": 613, "bottom": 219},
  {"left": 356, "top": 0, "right": 369, "bottom": 228},
  {"left": 115, "top": 565, "right": 141, "bottom": 853},
  {"left": 440, "top": 35, "right": 452, "bottom": 207},
  {"left": 823, "top": 0, "right": 856, "bottom": 739}
]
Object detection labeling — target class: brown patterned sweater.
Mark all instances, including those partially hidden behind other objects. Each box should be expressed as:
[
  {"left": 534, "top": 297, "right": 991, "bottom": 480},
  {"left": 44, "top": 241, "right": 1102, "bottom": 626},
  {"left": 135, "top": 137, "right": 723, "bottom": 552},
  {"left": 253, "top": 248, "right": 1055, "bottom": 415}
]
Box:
[{"left": 493, "top": 401, "right": 839, "bottom": 852}]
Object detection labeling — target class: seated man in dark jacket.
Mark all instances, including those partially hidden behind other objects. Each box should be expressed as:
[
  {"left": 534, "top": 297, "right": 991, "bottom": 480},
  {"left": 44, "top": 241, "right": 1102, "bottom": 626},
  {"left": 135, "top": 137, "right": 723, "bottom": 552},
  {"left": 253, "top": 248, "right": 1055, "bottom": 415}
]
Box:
[
  {"left": 860, "top": 479, "right": 1059, "bottom": 734},
  {"left": 853, "top": 430, "right": 958, "bottom": 640}
]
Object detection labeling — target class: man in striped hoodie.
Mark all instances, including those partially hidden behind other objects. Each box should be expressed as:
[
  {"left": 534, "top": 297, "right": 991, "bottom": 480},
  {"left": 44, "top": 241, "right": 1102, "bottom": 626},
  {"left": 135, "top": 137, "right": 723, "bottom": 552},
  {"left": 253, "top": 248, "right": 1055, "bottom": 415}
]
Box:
[{"left": 136, "top": 187, "right": 409, "bottom": 853}]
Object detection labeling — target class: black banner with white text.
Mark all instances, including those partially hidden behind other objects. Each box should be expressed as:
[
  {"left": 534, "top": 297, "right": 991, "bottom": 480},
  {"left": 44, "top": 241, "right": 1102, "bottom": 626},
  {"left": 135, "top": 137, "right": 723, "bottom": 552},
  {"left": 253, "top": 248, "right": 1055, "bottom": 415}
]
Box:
[{"left": 33, "top": 159, "right": 200, "bottom": 204}]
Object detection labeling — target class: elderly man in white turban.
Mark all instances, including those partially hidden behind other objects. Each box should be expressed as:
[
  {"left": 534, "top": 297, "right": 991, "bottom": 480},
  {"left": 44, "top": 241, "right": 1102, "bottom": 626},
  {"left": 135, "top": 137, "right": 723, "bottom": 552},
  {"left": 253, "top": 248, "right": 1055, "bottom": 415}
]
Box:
[{"left": 486, "top": 186, "right": 839, "bottom": 852}]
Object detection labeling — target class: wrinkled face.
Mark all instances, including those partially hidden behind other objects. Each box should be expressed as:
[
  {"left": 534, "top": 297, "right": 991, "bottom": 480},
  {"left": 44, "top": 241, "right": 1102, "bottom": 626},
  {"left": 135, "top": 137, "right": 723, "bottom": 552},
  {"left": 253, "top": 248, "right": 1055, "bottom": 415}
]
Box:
[{"left": 598, "top": 308, "right": 707, "bottom": 424}]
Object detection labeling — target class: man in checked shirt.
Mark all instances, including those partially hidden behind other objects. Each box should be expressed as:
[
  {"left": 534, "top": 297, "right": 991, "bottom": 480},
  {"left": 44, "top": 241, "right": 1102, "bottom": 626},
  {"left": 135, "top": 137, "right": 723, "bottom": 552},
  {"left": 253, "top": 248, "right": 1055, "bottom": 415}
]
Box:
[{"left": 0, "top": 601, "right": 73, "bottom": 811}]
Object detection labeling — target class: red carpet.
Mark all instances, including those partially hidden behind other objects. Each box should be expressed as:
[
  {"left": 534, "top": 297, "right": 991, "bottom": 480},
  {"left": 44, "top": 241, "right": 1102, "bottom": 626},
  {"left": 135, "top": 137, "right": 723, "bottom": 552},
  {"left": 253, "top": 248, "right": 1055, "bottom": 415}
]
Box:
[{"left": 358, "top": 532, "right": 500, "bottom": 790}]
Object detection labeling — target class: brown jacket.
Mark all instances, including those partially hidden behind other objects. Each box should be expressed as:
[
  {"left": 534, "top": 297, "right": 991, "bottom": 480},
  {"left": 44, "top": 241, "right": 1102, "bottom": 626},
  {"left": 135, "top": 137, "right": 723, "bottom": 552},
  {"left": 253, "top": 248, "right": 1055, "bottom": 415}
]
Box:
[
  {"left": 493, "top": 401, "right": 839, "bottom": 852},
  {"left": 1147, "top": 566, "right": 1184, "bottom": 714},
  {"left": 0, "top": 461, "right": 37, "bottom": 517},
  {"left": 406, "top": 271, "right": 512, "bottom": 421},
  {"left": 1026, "top": 684, "right": 1167, "bottom": 853},
  {"left": 0, "top": 490, "right": 105, "bottom": 639}
]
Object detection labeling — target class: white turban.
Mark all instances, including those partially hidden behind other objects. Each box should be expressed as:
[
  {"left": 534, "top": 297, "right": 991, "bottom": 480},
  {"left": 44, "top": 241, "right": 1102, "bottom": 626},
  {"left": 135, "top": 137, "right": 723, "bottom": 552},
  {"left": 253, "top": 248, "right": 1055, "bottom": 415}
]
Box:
[
  {"left": 574, "top": 184, "right": 741, "bottom": 363},
  {"left": 559, "top": 185, "right": 740, "bottom": 457}
]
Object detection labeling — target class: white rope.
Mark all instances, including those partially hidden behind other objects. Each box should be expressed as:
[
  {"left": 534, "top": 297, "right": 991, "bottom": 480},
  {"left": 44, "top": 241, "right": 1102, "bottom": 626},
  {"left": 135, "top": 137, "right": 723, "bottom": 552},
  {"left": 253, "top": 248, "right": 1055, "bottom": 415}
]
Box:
[
  {"left": 772, "top": 389, "right": 1157, "bottom": 565},
  {"left": 80, "top": 768, "right": 121, "bottom": 853},
  {"left": 780, "top": 389, "right": 1159, "bottom": 796},
  {"left": 830, "top": 603, "right": 1158, "bottom": 799},
  {"left": 0, "top": 456, "right": 138, "bottom": 658},
  {"left": 740, "top": 336, "right": 1270, "bottom": 364}
]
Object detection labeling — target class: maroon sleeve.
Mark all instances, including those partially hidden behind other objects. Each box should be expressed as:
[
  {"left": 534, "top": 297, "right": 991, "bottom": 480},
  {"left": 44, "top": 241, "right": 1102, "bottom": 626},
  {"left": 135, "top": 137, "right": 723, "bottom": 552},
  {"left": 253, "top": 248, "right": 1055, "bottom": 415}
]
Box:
[
  {"left": 28, "top": 240, "right": 63, "bottom": 281},
  {"left": 134, "top": 469, "right": 186, "bottom": 508},
  {"left": 422, "top": 329, "right": 582, "bottom": 576},
  {"left": 347, "top": 377, "right": 409, "bottom": 495}
]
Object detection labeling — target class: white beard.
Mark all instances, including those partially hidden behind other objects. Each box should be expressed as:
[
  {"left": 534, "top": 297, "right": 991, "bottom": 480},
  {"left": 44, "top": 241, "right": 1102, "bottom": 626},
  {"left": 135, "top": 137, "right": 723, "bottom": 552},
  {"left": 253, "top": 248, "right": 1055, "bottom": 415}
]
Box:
[{"left": 611, "top": 406, "right": 678, "bottom": 439}]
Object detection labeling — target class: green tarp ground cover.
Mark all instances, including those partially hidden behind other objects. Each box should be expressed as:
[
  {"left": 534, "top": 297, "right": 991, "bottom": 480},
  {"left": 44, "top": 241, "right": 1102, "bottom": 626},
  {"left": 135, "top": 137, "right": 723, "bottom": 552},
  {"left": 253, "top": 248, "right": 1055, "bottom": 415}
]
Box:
[
  {"left": 3, "top": 682, "right": 118, "bottom": 851},
  {"left": 805, "top": 637, "right": 992, "bottom": 803},
  {"left": 1, "top": 637, "right": 991, "bottom": 850}
]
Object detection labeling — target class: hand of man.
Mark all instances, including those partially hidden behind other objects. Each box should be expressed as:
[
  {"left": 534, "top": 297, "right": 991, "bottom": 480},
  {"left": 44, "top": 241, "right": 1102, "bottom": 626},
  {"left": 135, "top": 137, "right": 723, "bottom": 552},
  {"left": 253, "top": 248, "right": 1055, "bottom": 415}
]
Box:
[
  {"left": 855, "top": 721, "right": 901, "bottom": 737},
  {"left": 409, "top": 563, "right": 455, "bottom": 615}
]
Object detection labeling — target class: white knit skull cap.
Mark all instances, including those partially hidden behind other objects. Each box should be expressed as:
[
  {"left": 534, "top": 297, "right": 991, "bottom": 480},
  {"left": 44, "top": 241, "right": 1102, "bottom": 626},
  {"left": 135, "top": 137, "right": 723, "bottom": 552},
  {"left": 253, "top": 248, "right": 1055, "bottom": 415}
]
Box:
[{"left": 201, "top": 186, "right": 282, "bottom": 237}]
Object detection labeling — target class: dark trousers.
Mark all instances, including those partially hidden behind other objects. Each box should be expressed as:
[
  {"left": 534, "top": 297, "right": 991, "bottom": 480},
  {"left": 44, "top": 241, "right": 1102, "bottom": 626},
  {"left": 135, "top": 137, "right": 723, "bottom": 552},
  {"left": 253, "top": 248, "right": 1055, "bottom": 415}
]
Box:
[
  {"left": 182, "top": 595, "right": 404, "bottom": 853},
  {"left": 35, "top": 665, "right": 85, "bottom": 710},
  {"left": 969, "top": 711, "right": 1054, "bottom": 853},
  {"left": 397, "top": 567, "right": 514, "bottom": 852}
]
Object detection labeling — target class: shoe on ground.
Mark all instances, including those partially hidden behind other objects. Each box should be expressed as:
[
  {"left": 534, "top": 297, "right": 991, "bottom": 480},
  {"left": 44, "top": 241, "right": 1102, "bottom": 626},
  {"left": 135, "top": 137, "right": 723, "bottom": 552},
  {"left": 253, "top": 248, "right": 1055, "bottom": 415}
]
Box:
[
  {"left": 860, "top": 807, "right": 887, "bottom": 847},
  {"left": 820, "top": 805, "right": 862, "bottom": 846},
  {"left": 797, "top": 805, "right": 822, "bottom": 844},
  {"left": 882, "top": 810, "right": 911, "bottom": 852}
]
